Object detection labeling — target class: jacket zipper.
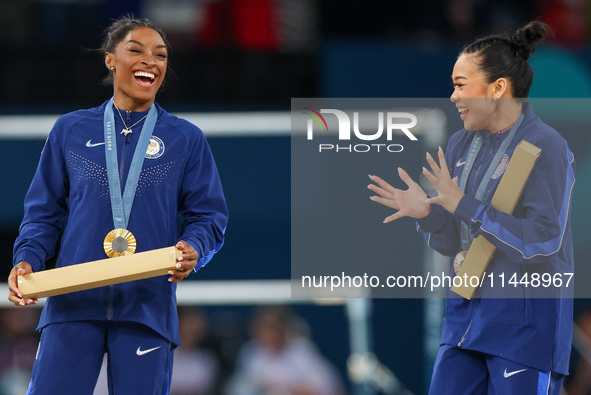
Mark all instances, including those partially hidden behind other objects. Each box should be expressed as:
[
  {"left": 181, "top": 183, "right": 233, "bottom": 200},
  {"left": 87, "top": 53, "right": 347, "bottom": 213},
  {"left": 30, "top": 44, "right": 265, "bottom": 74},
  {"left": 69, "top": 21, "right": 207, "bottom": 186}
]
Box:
[
  {"left": 459, "top": 138, "right": 493, "bottom": 344},
  {"left": 106, "top": 285, "right": 114, "bottom": 321},
  {"left": 457, "top": 304, "right": 474, "bottom": 347},
  {"left": 119, "top": 122, "right": 132, "bottom": 184}
]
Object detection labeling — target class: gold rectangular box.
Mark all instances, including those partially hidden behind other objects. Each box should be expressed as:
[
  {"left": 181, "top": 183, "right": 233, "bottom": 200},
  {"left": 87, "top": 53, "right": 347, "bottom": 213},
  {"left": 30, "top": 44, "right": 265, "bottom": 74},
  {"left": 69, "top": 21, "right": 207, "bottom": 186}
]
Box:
[
  {"left": 18, "top": 246, "right": 181, "bottom": 299},
  {"left": 451, "top": 140, "right": 542, "bottom": 299}
]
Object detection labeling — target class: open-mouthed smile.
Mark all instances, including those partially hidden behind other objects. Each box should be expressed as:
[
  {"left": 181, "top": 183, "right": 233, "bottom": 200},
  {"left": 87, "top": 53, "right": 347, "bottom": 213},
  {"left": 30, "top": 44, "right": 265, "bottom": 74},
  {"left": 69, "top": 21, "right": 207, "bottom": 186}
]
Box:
[
  {"left": 133, "top": 70, "right": 157, "bottom": 87},
  {"left": 457, "top": 106, "right": 469, "bottom": 120}
]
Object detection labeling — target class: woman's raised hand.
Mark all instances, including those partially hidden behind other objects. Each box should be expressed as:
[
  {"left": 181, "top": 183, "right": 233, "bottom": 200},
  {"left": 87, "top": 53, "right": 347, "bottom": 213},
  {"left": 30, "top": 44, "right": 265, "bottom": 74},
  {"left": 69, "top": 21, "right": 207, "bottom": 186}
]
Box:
[
  {"left": 368, "top": 168, "right": 430, "bottom": 223},
  {"left": 423, "top": 147, "right": 464, "bottom": 215}
]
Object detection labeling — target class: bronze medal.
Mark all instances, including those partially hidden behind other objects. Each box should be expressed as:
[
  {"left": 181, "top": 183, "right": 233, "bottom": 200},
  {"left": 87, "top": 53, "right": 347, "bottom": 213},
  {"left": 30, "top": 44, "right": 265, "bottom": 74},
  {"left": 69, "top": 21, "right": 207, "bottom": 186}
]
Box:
[{"left": 454, "top": 250, "right": 468, "bottom": 275}]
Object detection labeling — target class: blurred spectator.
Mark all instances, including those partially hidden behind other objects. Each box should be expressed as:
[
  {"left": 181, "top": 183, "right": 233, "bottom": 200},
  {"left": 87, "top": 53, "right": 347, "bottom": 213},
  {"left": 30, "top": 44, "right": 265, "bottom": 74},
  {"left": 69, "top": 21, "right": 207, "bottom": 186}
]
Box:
[
  {"left": 445, "top": 0, "right": 484, "bottom": 40},
  {"left": 539, "top": 0, "right": 588, "bottom": 48},
  {"left": 142, "top": 0, "right": 201, "bottom": 49},
  {"left": 225, "top": 306, "right": 344, "bottom": 395},
  {"left": 195, "top": 0, "right": 319, "bottom": 53},
  {"left": 445, "top": 0, "right": 536, "bottom": 41},
  {"left": 564, "top": 310, "right": 591, "bottom": 394},
  {"left": 170, "top": 307, "right": 219, "bottom": 395},
  {"left": 0, "top": 308, "right": 39, "bottom": 395}
]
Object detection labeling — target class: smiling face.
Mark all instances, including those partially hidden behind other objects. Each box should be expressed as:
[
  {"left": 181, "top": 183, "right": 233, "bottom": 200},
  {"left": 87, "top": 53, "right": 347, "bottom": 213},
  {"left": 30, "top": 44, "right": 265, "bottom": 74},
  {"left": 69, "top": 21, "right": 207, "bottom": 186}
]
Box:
[
  {"left": 450, "top": 54, "right": 510, "bottom": 131},
  {"left": 105, "top": 27, "right": 168, "bottom": 111}
]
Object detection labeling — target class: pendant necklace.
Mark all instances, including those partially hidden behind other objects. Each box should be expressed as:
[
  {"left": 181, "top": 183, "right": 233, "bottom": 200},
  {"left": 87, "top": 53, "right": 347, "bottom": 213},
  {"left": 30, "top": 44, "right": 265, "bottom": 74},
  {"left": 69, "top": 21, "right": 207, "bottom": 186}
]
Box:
[{"left": 113, "top": 101, "right": 148, "bottom": 136}]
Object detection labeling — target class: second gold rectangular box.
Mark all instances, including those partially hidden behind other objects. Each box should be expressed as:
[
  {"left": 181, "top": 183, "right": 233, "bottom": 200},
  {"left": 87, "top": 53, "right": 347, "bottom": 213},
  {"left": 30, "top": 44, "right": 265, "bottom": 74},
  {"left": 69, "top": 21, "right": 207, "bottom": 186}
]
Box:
[{"left": 451, "top": 140, "right": 542, "bottom": 299}]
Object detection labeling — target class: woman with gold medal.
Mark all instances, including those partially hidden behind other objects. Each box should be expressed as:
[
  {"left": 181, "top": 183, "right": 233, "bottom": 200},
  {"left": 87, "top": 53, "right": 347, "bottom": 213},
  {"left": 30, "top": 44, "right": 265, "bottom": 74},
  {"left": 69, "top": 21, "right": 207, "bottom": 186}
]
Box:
[
  {"left": 7, "top": 16, "right": 228, "bottom": 394},
  {"left": 369, "top": 22, "right": 574, "bottom": 395}
]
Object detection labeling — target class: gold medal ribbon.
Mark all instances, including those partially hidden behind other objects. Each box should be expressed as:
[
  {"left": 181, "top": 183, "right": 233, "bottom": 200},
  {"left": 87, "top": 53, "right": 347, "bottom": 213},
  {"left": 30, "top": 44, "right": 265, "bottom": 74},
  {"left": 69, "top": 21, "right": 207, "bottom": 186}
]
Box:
[{"left": 103, "top": 99, "right": 158, "bottom": 257}]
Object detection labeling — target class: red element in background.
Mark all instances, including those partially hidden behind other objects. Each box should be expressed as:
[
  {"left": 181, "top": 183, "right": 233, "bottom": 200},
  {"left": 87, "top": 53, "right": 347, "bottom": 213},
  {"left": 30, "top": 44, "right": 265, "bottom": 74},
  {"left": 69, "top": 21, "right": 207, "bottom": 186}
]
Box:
[
  {"left": 539, "top": 0, "right": 587, "bottom": 48},
  {"left": 197, "top": 0, "right": 280, "bottom": 51}
]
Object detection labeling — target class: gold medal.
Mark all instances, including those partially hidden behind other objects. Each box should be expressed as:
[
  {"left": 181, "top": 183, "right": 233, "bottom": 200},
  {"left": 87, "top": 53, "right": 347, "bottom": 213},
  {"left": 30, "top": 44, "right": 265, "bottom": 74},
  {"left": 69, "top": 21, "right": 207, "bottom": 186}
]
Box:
[
  {"left": 454, "top": 250, "right": 468, "bottom": 275},
  {"left": 104, "top": 228, "right": 137, "bottom": 258}
]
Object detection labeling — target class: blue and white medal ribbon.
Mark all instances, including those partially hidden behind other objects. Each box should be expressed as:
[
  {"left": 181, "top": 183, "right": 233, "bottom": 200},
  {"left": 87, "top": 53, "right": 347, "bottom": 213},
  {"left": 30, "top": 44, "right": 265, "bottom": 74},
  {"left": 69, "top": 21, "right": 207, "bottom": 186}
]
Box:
[
  {"left": 103, "top": 97, "right": 158, "bottom": 257},
  {"left": 453, "top": 112, "right": 524, "bottom": 274}
]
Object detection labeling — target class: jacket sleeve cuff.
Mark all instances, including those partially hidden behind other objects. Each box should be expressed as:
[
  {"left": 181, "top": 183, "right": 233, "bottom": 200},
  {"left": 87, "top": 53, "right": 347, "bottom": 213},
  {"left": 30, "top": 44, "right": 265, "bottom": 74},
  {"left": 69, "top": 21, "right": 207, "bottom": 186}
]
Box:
[
  {"left": 454, "top": 195, "right": 482, "bottom": 225},
  {"left": 177, "top": 237, "right": 205, "bottom": 273},
  {"left": 416, "top": 204, "right": 449, "bottom": 233},
  {"left": 13, "top": 250, "right": 43, "bottom": 272}
]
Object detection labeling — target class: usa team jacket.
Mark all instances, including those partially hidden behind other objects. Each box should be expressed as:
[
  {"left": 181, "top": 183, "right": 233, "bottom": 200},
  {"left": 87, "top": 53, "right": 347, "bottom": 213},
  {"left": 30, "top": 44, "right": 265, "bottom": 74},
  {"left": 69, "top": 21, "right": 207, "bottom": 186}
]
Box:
[
  {"left": 416, "top": 103, "right": 575, "bottom": 374},
  {"left": 13, "top": 100, "right": 229, "bottom": 346}
]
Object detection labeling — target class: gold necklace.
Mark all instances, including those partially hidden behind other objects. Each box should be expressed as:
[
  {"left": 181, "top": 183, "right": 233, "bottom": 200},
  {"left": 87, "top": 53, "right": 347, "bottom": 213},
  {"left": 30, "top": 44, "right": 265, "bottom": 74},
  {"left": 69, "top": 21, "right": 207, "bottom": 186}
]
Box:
[{"left": 113, "top": 102, "right": 148, "bottom": 136}]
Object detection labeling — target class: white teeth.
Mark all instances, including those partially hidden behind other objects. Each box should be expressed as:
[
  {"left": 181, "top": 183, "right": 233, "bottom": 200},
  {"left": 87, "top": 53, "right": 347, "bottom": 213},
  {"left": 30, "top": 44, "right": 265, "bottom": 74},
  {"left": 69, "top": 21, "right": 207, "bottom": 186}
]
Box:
[
  {"left": 134, "top": 71, "right": 155, "bottom": 80},
  {"left": 458, "top": 107, "right": 467, "bottom": 113}
]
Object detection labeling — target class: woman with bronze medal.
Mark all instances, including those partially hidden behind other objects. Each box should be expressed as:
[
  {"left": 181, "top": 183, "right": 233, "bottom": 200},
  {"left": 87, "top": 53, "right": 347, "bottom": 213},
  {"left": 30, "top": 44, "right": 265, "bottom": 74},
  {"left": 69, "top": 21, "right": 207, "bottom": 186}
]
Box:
[
  {"left": 8, "top": 16, "right": 228, "bottom": 394},
  {"left": 369, "top": 22, "right": 574, "bottom": 394}
]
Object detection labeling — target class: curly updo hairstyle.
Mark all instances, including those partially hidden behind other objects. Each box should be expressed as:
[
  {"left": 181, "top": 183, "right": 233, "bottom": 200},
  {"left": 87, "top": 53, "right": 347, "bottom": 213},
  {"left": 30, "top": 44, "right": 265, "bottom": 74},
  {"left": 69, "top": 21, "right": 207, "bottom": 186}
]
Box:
[
  {"left": 99, "top": 15, "right": 172, "bottom": 86},
  {"left": 461, "top": 21, "right": 550, "bottom": 98}
]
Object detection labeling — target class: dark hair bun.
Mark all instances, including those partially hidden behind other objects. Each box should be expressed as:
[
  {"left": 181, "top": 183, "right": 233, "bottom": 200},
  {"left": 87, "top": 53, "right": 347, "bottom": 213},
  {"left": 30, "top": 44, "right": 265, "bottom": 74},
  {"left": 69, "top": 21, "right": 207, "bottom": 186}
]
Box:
[{"left": 511, "top": 21, "right": 549, "bottom": 60}]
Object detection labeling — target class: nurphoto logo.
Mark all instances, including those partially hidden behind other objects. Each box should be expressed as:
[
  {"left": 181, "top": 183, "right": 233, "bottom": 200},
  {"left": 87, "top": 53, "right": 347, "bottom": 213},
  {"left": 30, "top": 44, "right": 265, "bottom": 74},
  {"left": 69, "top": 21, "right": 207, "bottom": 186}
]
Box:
[{"left": 303, "top": 107, "right": 418, "bottom": 153}]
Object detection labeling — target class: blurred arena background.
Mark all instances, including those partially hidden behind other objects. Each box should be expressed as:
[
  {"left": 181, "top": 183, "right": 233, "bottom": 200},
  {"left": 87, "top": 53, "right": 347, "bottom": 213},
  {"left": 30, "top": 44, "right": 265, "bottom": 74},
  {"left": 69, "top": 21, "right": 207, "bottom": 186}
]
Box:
[{"left": 1, "top": 1, "right": 591, "bottom": 394}]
